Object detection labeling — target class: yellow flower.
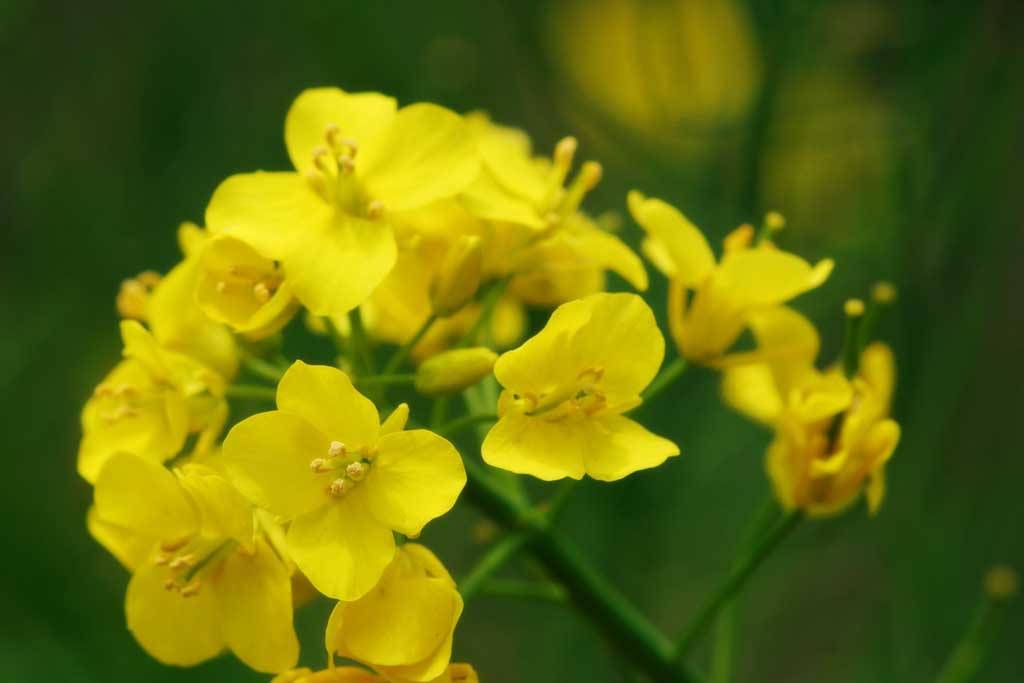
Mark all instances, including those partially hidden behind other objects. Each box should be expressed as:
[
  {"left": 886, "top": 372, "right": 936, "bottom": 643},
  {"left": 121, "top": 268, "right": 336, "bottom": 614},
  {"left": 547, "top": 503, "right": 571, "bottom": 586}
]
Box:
[
  {"left": 221, "top": 361, "right": 466, "bottom": 599},
  {"left": 721, "top": 308, "right": 900, "bottom": 515},
  {"left": 628, "top": 191, "right": 833, "bottom": 363},
  {"left": 326, "top": 544, "right": 463, "bottom": 682},
  {"left": 206, "top": 87, "right": 480, "bottom": 317},
  {"left": 78, "top": 320, "right": 227, "bottom": 483},
  {"left": 195, "top": 234, "right": 300, "bottom": 338},
  {"left": 91, "top": 452, "right": 299, "bottom": 673},
  {"left": 272, "top": 664, "right": 477, "bottom": 683},
  {"left": 482, "top": 292, "right": 679, "bottom": 481},
  {"left": 144, "top": 222, "right": 239, "bottom": 380}
]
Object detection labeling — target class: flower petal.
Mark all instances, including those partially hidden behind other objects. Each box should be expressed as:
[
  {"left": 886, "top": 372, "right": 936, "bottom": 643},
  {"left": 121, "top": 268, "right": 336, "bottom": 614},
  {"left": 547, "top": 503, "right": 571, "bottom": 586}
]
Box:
[
  {"left": 580, "top": 414, "right": 680, "bottom": 481},
  {"left": 205, "top": 171, "right": 329, "bottom": 259},
  {"left": 94, "top": 452, "right": 197, "bottom": 540},
  {"left": 362, "top": 430, "right": 466, "bottom": 536},
  {"left": 86, "top": 505, "right": 153, "bottom": 570},
  {"left": 628, "top": 191, "right": 714, "bottom": 286},
  {"left": 715, "top": 249, "right": 834, "bottom": 309},
  {"left": 379, "top": 403, "right": 410, "bottom": 436},
  {"left": 482, "top": 412, "right": 586, "bottom": 481},
  {"left": 125, "top": 555, "right": 223, "bottom": 667},
  {"left": 276, "top": 361, "right": 380, "bottom": 447},
  {"left": 359, "top": 103, "right": 480, "bottom": 211},
  {"left": 286, "top": 495, "right": 396, "bottom": 600},
  {"left": 218, "top": 538, "right": 299, "bottom": 674},
  {"left": 221, "top": 410, "right": 332, "bottom": 519},
  {"left": 178, "top": 464, "right": 255, "bottom": 547},
  {"left": 285, "top": 87, "right": 397, "bottom": 175}
]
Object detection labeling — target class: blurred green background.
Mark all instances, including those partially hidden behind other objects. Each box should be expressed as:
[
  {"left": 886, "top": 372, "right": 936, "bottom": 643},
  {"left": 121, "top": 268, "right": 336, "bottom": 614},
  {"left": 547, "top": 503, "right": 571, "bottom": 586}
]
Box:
[{"left": 3, "top": 0, "right": 1023, "bottom": 681}]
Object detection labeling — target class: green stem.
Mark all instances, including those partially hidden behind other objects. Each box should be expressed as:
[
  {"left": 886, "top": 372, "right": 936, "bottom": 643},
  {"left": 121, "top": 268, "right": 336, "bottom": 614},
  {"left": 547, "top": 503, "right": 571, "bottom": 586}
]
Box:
[
  {"left": 356, "top": 373, "right": 416, "bottom": 388},
  {"left": 457, "top": 277, "right": 509, "bottom": 348},
  {"left": 675, "top": 511, "right": 803, "bottom": 660},
  {"left": 641, "top": 357, "right": 688, "bottom": 404},
  {"left": 383, "top": 314, "right": 437, "bottom": 374},
  {"left": 461, "top": 457, "right": 697, "bottom": 682},
  {"left": 346, "top": 308, "right": 375, "bottom": 375},
  {"left": 459, "top": 532, "right": 532, "bottom": 603},
  {"left": 240, "top": 352, "right": 286, "bottom": 383},
  {"left": 936, "top": 585, "right": 1015, "bottom": 683},
  {"left": 545, "top": 479, "right": 579, "bottom": 523},
  {"left": 430, "top": 397, "right": 450, "bottom": 430},
  {"left": 480, "top": 578, "right": 568, "bottom": 604},
  {"left": 225, "top": 384, "right": 276, "bottom": 402},
  {"left": 437, "top": 412, "right": 498, "bottom": 438}
]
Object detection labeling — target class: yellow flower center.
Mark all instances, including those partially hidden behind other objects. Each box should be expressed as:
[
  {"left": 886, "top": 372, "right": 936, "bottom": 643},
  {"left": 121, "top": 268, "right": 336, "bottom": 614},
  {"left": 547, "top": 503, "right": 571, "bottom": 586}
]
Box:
[
  {"left": 212, "top": 262, "right": 284, "bottom": 307},
  {"left": 309, "top": 440, "right": 376, "bottom": 498},
  {"left": 155, "top": 536, "right": 236, "bottom": 598},
  {"left": 512, "top": 366, "right": 607, "bottom": 420},
  {"left": 304, "top": 124, "right": 385, "bottom": 219},
  {"left": 92, "top": 381, "right": 166, "bottom": 425}
]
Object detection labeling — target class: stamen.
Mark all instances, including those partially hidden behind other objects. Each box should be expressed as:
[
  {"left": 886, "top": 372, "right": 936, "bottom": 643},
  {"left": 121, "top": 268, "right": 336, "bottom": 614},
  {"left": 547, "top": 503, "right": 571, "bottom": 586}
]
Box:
[
  {"left": 305, "top": 169, "right": 326, "bottom": 196},
  {"left": 366, "top": 199, "right": 385, "bottom": 219},
  {"left": 153, "top": 554, "right": 170, "bottom": 566},
  {"left": 558, "top": 161, "right": 602, "bottom": 217},
  {"left": 216, "top": 280, "right": 228, "bottom": 294},
  {"left": 328, "top": 441, "right": 346, "bottom": 457},
  {"left": 309, "top": 457, "right": 327, "bottom": 473},
  {"left": 163, "top": 578, "right": 179, "bottom": 592},
  {"left": 160, "top": 537, "right": 189, "bottom": 553},
  {"left": 168, "top": 554, "right": 195, "bottom": 571},
  {"left": 345, "top": 461, "right": 366, "bottom": 481},
  {"left": 252, "top": 282, "right": 271, "bottom": 303},
  {"left": 552, "top": 136, "right": 578, "bottom": 184},
  {"left": 338, "top": 155, "right": 355, "bottom": 175},
  {"left": 329, "top": 478, "right": 351, "bottom": 497},
  {"left": 324, "top": 123, "right": 341, "bottom": 148},
  {"left": 312, "top": 146, "right": 332, "bottom": 173},
  {"left": 180, "top": 579, "right": 201, "bottom": 597}
]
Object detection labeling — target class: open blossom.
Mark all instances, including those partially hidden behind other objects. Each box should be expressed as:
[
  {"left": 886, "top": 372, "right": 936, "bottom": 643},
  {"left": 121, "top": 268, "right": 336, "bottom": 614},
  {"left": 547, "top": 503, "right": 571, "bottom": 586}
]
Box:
[
  {"left": 628, "top": 191, "right": 833, "bottom": 363},
  {"left": 483, "top": 292, "right": 679, "bottom": 481},
  {"left": 221, "top": 361, "right": 466, "bottom": 600},
  {"left": 326, "top": 544, "right": 463, "bottom": 682},
  {"left": 78, "top": 320, "right": 227, "bottom": 483},
  {"left": 91, "top": 452, "right": 299, "bottom": 672},
  {"left": 205, "top": 87, "right": 480, "bottom": 317},
  {"left": 721, "top": 307, "right": 900, "bottom": 514},
  {"left": 272, "top": 664, "right": 478, "bottom": 683}
]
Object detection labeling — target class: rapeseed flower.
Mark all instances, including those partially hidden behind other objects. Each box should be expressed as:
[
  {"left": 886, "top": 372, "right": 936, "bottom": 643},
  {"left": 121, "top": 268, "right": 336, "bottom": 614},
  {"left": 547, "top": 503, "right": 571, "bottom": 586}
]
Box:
[
  {"left": 273, "top": 664, "right": 477, "bottom": 683},
  {"left": 629, "top": 191, "right": 832, "bottom": 363},
  {"left": 91, "top": 452, "right": 299, "bottom": 672},
  {"left": 221, "top": 361, "right": 466, "bottom": 599},
  {"left": 326, "top": 544, "right": 463, "bottom": 682},
  {"left": 482, "top": 292, "right": 678, "bottom": 480},
  {"left": 206, "top": 87, "right": 480, "bottom": 317}
]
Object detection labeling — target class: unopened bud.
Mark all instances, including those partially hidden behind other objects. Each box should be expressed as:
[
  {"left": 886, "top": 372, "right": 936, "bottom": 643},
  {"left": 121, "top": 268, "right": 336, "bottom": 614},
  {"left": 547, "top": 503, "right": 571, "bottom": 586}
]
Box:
[
  {"left": 844, "top": 298, "right": 865, "bottom": 317},
  {"left": 430, "top": 235, "right": 483, "bottom": 317},
  {"left": 414, "top": 347, "right": 498, "bottom": 396},
  {"left": 985, "top": 565, "right": 1019, "bottom": 601},
  {"left": 764, "top": 211, "right": 786, "bottom": 231},
  {"left": 872, "top": 281, "right": 897, "bottom": 304}
]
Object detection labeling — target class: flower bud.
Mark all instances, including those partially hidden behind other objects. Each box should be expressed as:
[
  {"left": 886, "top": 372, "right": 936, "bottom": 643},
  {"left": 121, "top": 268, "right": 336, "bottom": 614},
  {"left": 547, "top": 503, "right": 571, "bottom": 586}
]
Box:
[
  {"left": 414, "top": 347, "right": 497, "bottom": 396},
  {"left": 430, "top": 235, "right": 482, "bottom": 317}
]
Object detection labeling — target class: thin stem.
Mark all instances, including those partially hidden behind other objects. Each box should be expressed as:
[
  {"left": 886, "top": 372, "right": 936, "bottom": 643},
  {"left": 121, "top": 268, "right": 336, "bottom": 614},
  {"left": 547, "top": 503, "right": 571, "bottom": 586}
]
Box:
[
  {"left": 437, "top": 412, "right": 498, "bottom": 438},
  {"left": 346, "top": 308, "right": 375, "bottom": 375},
  {"left": 383, "top": 313, "right": 437, "bottom": 374},
  {"left": 457, "top": 277, "right": 510, "bottom": 348},
  {"left": 459, "top": 532, "right": 532, "bottom": 603},
  {"left": 674, "top": 511, "right": 803, "bottom": 660},
  {"left": 480, "top": 578, "right": 568, "bottom": 604},
  {"left": 430, "top": 397, "right": 450, "bottom": 430},
  {"left": 240, "top": 351, "right": 286, "bottom": 383},
  {"left": 641, "top": 357, "right": 688, "bottom": 404},
  {"left": 356, "top": 373, "right": 416, "bottom": 388},
  {"left": 936, "top": 574, "right": 1017, "bottom": 683},
  {"left": 225, "top": 384, "right": 276, "bottom": 402},
  {"left": 460, "top": 457, "right": 697, "bottom": 682},
  {"left": 545, "top": 479, "right": 579, "bottom": 523}
]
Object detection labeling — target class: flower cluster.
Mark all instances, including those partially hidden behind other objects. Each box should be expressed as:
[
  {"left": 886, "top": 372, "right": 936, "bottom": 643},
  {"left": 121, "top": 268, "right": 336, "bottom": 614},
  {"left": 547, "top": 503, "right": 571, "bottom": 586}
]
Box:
[{"left": 79, "top": 85, "right": 902, "bottom": 681}]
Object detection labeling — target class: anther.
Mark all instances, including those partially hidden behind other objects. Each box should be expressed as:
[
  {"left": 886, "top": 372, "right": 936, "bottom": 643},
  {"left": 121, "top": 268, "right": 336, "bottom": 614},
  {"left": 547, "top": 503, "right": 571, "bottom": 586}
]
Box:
[
  {"left": 160, "top": 537, "right": 189, "bottom": 552},
  {"left": 312, "top": 146, "right": 332, "bottom": 172},
  {"left": 553, "top": 136, "right": 578, "bottom": 174},
  {"left": 216, "top": 281, "right": 228, "bottom": 294},
  {"left": 168, "top": 554, "right": 195, "bottom": 570},
  {"left": 153, "top": 554, "right": 170, "bottom": 566},
  {"left": 328, "top": 441, "right": 346, "bottom": 457},
  {"left": 340, "top": 137, "right": 358, "bottom": 156},
  {"left": 309, "top": 457, "right": 327, "bottom": 473},
  {"left": 180, "top": 580, "right": 201, "bottom": 597},
  {"left": 163, "top": 578, "right": 179, "bottom": 592},
  {"left": 338, "top": 155, "right": 355, "bottom": 175},
  {"left": 345, "top": 461, "right": 366, "bottom": 481},
  {"left": 324, "top": 123, "right": 341, "bottom": 147},
  {"left": 366, "top": 199, "right": 385, "bottom": 219},
  {"left": 578, "top": 161, "right": 602, "bottom": 191},
  {"left": 252, "top": 282, "right": 271, "bottom": 303},
  {"left": 329, "top": 478, "right": 350, "bottom": 497}
]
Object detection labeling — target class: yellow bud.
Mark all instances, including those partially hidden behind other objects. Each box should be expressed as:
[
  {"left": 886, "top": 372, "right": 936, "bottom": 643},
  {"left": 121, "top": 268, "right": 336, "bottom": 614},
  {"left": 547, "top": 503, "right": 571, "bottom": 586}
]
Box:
[
  {"left": 764, "top": 211, "right": 786, "bottom": 230},
  {"left": 414, "top": 347, "right": 498, "bottom": 396},
  {"left": 844, "top": 298, "right": 865, "bottom": 317},
  {"left": 872, "top": 281, "right": 897, "bottom": 304},
  {"left": 985, "top": 565, "right": 1019, "bottom": 601},
  {"left": 430, "top": 235, "right": 483, "bottom": 317},
  {"left": 723, "top": 224, "right": 755, "bottom": 252}
]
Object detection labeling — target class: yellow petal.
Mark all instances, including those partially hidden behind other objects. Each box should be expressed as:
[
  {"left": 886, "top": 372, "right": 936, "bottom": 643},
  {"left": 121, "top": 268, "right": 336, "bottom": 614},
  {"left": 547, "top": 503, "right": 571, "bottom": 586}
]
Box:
[
  {"left": 580, "top": 414, "right": 680, "bottom": 481},
  {"left": 205, "top": 171, "right": 329, "bottom": 259},
  {"left": 359, "top": 103, "right": 480, "bottom": 211},
  {"left": 362, "top": 430, "right": 466, "bottom": 536},
  {"left": 125, "top": 554, "right": 223, "bottom": 667},
  {"left": 562, "top": 214, "right": 648, "bottom": 291},
  {"left": 276, "top": 361, "right": 380, "bottom": 447},
  {"left": 222, "top": 411, "right": 332, "bottom": 519},
  {"left": 469, "top": 112, "right": 549, "bottom": 206},
  {"left": 282, "top": 213, "right": 398, "bottom": 317},
  {"left": 858, "top": 342, "right": 895, "bottom": 409},
  {"left": 401, "top": 543, "right": 456, "bottom": 585},
  {"left": 286, "top": 495, "right": 396, "bottom": 600},
  {"left": 715, "top": 249, "right": 834, "bottom": 308},
  {"left": 285, "top": 87, "right": 397, "bottom": 175},
  {"left": 178, "top": 464, "right": 255, "bottom": 547},
  {"left": 86, "top": 505, "right": 152, "bottom": 570},
  {"left": 94, "top": 452, "right": 197, "bottom": 540},
  {"left": 627, "top": 191, "right": 714, "bottom": 286},
  {"left": 459, "top": 171, "right": 546, "bottom": 229},
  {"left": 720, "top": 363, "right": 783, "bottom": 425},
  {"left": 380, "top": 403, "right": 410, "bottom": 436},
  {"left": 482, "top": 412, "right": 586, "bottom": 481},
  {"left": 218, "top": 538, "right": 299, "bottom": 674}
]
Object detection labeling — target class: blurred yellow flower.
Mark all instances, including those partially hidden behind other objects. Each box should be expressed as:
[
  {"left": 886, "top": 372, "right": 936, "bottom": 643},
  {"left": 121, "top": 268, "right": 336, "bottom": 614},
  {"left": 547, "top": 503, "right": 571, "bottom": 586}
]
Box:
[
  {"left": 273, "top": 664, "right": 477, "bottom": 683},
  {"left": 721, "top": 307, "right": 900, "bottom": 515},
  {"left": 326, "top": 544, "right": 463, "bottom": 682},
  {"left": 221, "top": 361, "right": 466, "bottom": 599},
  {"left": 629, "top": 191, "right": 833, "bottom": 363},
  {"left": 195, "top": 234, "right": 299, "bottom": 339},
  {"left": 205, "top": 87, "right": 480, "bottom": 317},
  {"left": 78, "top": 320, "right": 227, "bottom": 482},
  {"left": 91, "top": 452, "right": 298, "bottom": 673},
  {"left": 483, "top": 292, "right": 678, "bottom": 481}
]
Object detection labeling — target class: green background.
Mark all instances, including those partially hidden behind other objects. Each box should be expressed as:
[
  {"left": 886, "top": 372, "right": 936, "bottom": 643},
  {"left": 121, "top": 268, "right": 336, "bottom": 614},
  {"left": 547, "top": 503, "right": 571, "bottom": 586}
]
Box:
[{"left": 2, "top": 0, "right": 1022, "bottom": 681}]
